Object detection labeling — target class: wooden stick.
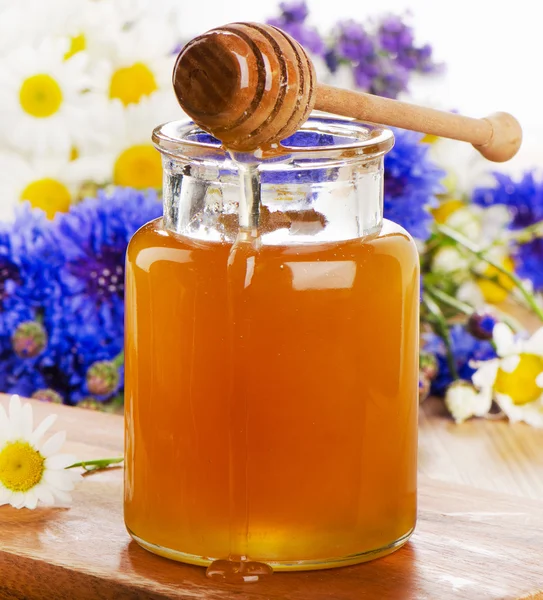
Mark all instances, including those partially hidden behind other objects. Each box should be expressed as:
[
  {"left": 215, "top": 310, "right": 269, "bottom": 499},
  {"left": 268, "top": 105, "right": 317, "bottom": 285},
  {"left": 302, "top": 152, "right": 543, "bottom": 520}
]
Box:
[{"left": 316, "top": 84, "right": 522, "bottom": 162}]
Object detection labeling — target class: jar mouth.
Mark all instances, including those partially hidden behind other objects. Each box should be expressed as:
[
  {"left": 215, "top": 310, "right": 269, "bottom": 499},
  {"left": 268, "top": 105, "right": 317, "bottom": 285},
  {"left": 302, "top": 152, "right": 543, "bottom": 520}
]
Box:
[{"left": 153, "top": 114, "right": 394, "bottom": 162}]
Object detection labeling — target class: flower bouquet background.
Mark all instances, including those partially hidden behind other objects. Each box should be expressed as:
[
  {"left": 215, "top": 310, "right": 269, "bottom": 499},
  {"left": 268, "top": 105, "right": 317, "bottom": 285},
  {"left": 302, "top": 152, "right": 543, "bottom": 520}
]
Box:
[{"left": 1, "top": 0, "right": 542, "bottom": 426}]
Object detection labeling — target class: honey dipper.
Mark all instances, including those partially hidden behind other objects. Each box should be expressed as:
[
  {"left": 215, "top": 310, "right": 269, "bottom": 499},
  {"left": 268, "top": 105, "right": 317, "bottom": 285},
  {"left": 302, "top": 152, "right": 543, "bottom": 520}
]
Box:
[{"left": 172, "top": 22, "right": 522, "bottom": 161}]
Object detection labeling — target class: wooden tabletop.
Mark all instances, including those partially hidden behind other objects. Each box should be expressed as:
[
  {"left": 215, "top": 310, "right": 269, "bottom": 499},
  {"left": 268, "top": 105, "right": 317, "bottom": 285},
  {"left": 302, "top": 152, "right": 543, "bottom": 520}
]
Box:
[{"left": 0, "top": 396, "right": 542, "bottom": 600}]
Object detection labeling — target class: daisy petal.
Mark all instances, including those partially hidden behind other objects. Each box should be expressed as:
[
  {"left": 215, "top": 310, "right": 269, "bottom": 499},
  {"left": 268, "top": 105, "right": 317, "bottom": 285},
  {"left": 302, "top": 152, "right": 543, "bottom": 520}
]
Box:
[
  {"left": 21, "top": 402, "right": 33, "bottom": 439},
  {"left": 8, "top": 395, "right": 22, "bottom": 438},
  {"left": 40, "top": 430, "right": 66, "bottom": 457},
  {"left": 44, "top": 470, "right": 75, "bottom": 492},
  {"left": 536, "top": 372, "right": 543, "bottom": 388},
  {"left": 33, "top": 484, "right": 55, "bottom": 506},
  {"left": 501, "top": 355, "right": 521, "bottom": 373},
  {"left": 29, "top": 414, "right": 57, "bottom": 447},
  {"left": 525, "top": 327, "right": 543, "bottom": 356},
  {"left": 0, "top": 404, "right": 9, "bottom": 437},
  {"left": 23, "top": 490, "right": 38, "bottom": 510},
  {"left": 0, "top": 488, "right": 12, "bottom": 506},
  {"left": 51, "top": 489, "right": 72, "bottom": 506},
  {"left": 69, "top": 470, "right": 83, "bottom": 484},
  {"left": 45, "top": 454, "right": 76, "bottom": 470},
  {"left": 493, "top": 323, "right": 515, "bottom": 357},
  {"left": 10, "top": 492, "right": 26, "bottom": 509},
  {"left": 496, "top": 394, "right": 543, "bottom": 428},
  {"left": 472, "top": 361, "right": 499, "bottom": 388}
]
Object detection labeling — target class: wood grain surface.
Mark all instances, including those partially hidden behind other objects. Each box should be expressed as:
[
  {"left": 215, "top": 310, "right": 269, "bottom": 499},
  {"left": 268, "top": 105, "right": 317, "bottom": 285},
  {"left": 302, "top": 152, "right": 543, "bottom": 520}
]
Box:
[
  {"left": 0, "top": 396, "right": 542, "bottom": 600},
  {"left": 420, "top": 397, "right": 543, "bottom": 500}
]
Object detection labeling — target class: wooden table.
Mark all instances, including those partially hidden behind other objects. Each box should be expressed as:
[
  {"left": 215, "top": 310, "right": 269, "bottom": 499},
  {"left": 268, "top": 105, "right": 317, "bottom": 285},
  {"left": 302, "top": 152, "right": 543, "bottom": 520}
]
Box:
[{"left": 0, "top": 396, "right": 542, "bottom": 600}]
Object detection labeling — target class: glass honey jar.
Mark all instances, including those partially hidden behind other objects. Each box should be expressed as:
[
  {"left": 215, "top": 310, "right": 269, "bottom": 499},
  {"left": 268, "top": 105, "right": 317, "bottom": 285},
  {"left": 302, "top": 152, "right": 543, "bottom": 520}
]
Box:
[{"left": 124, "top": 115, "right": 419, "bottom": 571}]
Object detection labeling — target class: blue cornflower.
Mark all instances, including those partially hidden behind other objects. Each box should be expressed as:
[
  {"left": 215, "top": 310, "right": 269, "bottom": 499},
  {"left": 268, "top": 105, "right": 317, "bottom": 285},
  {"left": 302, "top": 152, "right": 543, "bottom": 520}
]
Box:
[
  {"left": 384, "top": 128, "right": 445, "bottom": 240},
  {"left": 51, "top": 188, "right": 161, "bottom": 322},
  {"left": 423, "top": 325, "right": 497, "bottom": 396},
  {"left": 43, "top": 187, "right": 162, "bottom": 402},
  {"left": 515, "top": 238, "right": 543, "bottom": 292},
  {"left": 267, "top": 1, "right": 325, "bottom": 56},
  {"left": 0, "top": 205, "right": 60, "bottom": 348},
  {"left": 40, "top": 305, "right": 123, "bottom": 403},
  {"left": 0, "top": 205, "right": 62, "bottom": 396},
  {"left": 473, "top": 171, "right": 543, "bottom": 229},
  {"left": 0, "top": 352, "right": 46, "bottom": 397}
]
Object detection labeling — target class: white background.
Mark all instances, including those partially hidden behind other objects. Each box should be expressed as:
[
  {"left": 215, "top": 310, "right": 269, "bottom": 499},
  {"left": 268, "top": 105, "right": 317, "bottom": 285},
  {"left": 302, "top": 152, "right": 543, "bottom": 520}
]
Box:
[{"left": 179, "top": 0, "right": 543, "bottom": 173}]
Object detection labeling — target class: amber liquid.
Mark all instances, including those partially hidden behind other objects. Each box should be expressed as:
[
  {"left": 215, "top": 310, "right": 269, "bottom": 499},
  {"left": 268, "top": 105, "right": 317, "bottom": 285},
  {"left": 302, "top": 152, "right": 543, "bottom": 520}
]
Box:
[{"left": 124, "top": 218, "right": 419, "bottom": 568}]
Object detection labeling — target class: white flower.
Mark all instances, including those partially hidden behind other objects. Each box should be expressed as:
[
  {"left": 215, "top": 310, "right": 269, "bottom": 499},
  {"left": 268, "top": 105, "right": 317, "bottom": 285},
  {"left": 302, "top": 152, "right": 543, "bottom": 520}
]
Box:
[
  {"left": 457, "top": 281, "right": 486, "bottom": 310},
  {"left": 0, "top": 395, "right": 80, "bottom": 509},
  {"left": 434, "top": 200, "right": 512, "bottom": 249},
  {"left": 472, "top": 323, "right": 543, "bottom": 427},
  {"left": 0, "top": 38, "right": 96, "bottom": 156},
  {"left": 445, "top": 381, "right": 492, "bottom": 423},
  {"left": 0, "top": 153, "right": 103, "bottom": 221},
  {"left": 432, "top": 246, "right": 470, "bottom": 278},
  {"left": 96, "top": 93, "right": 182, "bottom": 189},
  {"left": 429, "top": 137, "right": 495, "bottom": 197}
]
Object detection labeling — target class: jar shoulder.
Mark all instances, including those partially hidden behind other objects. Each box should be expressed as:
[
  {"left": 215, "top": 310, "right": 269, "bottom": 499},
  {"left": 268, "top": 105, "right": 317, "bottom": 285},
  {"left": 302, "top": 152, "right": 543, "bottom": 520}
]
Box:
[{"left": 369, "top": 219, "right": 420, "bottom": 263}]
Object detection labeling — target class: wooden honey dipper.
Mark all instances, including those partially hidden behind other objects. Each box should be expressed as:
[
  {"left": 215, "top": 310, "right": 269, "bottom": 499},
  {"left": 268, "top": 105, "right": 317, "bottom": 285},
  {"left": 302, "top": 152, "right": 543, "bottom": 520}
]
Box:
[{"left": 173, "top": 22, "right": 522, "bottom": 161}]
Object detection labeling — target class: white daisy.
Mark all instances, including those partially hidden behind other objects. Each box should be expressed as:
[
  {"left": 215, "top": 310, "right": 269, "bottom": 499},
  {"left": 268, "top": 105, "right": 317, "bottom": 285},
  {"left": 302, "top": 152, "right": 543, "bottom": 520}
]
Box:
[
  {"left": 98, "top": 93, "right": 183, "bottom": 189},
  {"left": 92, "top": 19, "right": 179, "bottom": 108},
  {"left": 17, "top": 0, "right": 91, "bottom": 45},
  {"left": 472, "top": 323, "right": 543, "bottom": 427},
  {"left": 0, "top": 395, "right": 80, "bottom": 509},
  {"left": 0, "top": 152, "right": 104, "bottom": 221},
  {"left": 445, "top": 380, "right": 492, "bottom": 424},
  {"left": 0, "top": 38, "right": 94, "bottom": 156}
]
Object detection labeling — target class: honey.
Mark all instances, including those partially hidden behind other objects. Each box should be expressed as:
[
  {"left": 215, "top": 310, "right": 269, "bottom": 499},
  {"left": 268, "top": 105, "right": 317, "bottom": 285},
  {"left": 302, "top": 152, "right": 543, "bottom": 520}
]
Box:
[{"left": 124, "top": 215, "right": 419, "bottom": 569}]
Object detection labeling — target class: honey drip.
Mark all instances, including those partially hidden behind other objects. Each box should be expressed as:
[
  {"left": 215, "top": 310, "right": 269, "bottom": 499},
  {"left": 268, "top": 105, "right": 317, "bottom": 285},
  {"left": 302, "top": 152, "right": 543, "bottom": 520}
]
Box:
[{"left": 206, "top": 158, "right": 273, "bottom": 582}]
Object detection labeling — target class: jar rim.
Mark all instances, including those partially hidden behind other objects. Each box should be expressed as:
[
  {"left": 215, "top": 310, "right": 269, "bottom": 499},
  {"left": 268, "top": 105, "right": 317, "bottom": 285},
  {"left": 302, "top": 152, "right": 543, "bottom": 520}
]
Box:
[{"left": 152, "top": 114, "right": 394, "bottom": 162}]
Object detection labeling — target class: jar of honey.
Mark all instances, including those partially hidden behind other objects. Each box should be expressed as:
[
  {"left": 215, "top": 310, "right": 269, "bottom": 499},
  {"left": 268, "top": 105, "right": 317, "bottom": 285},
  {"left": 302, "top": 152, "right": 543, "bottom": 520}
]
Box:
[{"left": 124, "top": 115, "right": 420, "bottom": 572}]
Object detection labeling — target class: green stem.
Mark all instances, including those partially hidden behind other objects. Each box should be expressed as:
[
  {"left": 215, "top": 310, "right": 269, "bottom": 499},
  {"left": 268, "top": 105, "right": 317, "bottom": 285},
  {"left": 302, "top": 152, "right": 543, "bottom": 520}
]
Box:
[
  {"left": 66, "top": 457, "right": 124, "bottom": 472},
  {"left": 437, "top": 224, "right": 543, "bottom": 323},
  {"left": 425, "top": 284, "right": 472, "bottom": 315},
  {"left": 427, "top": 281, "right": 524, "bottom": 333},
  {"left": 422, "top": 293, "right": 459, "bottom": 379}
]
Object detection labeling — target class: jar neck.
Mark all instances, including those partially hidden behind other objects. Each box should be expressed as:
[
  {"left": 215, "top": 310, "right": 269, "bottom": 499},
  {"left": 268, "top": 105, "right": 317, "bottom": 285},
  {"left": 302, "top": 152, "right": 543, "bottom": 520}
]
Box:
[{"left": 162, "top": 154, "right": 384, "bottom": 245}]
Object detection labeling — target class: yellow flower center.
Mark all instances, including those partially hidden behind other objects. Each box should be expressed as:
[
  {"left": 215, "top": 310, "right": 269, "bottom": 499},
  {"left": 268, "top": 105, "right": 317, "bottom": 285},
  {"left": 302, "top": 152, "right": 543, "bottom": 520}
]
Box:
[
  {"left": 21, "top": 178, "right": 72, "bottom": 219},
  {"left": 0, "top": 441, "right": 45, "bottom": 492},
  {"left": 114, "top": 144, "right": 162, "bottom": 189},
  {"left": 495, "top": 353, "right": 543, "bottom": 405},
  {"left": 19, "top": 74, "right": 63, "bottom": 118},
  {"left": 432, "top": 198, "right": 465, "bottom": 224},
  {"left": 109, "top": 62, "right": 157, "bottom": 106},
  {"left": 64, "top": 33, "right": 86, "bottom": 60},
  {"left": 421, "top": 134, "right": 439, "bottom": 144},
  {"left": 477, "top": 256, "right": 515, "bottom": 304},
  {"left": 70, "top": 146, "right": 79, "bottom": 161}
]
